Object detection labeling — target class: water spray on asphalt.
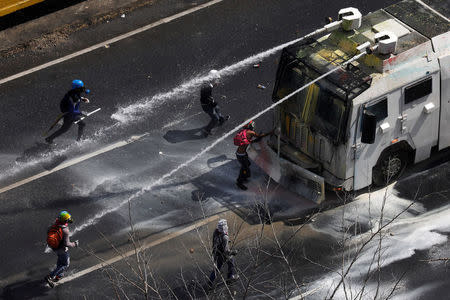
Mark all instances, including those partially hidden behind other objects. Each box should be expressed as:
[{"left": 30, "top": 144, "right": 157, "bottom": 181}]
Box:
[
  {"left": 110, "top": 27, "right": 327, "bottom": 124},
  {"left": 73, "top": 50, "right": 368, "bottom": 234},
  {"left": 1, "top": 28, "right": 324, "bottom": 183}
]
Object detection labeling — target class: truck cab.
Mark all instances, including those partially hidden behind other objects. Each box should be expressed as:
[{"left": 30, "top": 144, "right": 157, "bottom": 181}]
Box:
[{"left": 249, "top": 0, "right": 449, "bottom": 203}]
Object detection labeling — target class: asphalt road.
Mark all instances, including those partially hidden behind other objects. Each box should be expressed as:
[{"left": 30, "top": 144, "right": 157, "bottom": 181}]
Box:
[{"left": 0, "top": 0, "right": 449, "bottom": 299}]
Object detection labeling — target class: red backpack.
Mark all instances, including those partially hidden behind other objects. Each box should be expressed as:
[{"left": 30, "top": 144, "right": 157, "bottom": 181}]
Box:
[
  {"left": 47, "top": 224, "right": 63, "bottom": 250},
  {"left": 234, "top": 129, "right": 250, "bottom": 146}
]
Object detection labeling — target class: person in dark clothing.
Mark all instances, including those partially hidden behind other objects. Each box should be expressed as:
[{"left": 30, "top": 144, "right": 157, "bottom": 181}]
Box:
[
  {"left": 200, "top": 70, "right": 229, "bottom": 137},
  {"left": 235, "top": 121, "right": 273, "bottom": 190},
  {"left": 45, "top": 80, "right": 90, "bottom": 144},
  {"left": 208, "top": 219, "right": 238, "bottom": 286}
]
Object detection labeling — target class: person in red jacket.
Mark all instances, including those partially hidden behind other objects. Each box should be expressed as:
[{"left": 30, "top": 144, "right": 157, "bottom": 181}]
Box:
[
  {"left": 235, "top": 121, "right": 272, "bottom": 190},
  {"left": 45, "top": 211, "right": 79, "bottom": 287}
]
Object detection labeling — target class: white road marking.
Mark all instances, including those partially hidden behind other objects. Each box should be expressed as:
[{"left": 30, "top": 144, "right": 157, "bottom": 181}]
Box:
[
  {"left": 58, "top": 215, "right": 219, "bottom": 285},
  {"left": 0, "top": 0, "right": 224, "bottom": 86},
  {"left": 0, "top": 133, "right": 148, "bottom": 194}
]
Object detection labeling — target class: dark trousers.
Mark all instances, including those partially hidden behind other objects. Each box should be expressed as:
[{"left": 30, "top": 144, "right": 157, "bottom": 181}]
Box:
[
  {"left": 204, "top": 106, "right": 225, "bottom": 133},
  {"left": 236, "top": 153, "right": 251, "bottom": 184},
  {"left": 209, "top": 255, "right": 236, "bottom": 283},
  {"left": 50, "top": 250, "right": 70, "bottom": 278},
  {"left": 47, "top": 115, "right": 85, "bottom": 142}
]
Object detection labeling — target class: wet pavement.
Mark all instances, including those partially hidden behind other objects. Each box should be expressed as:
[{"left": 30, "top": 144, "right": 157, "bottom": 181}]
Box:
[{"left": 1, "top": 0, "right": 449, "bottom": 299}]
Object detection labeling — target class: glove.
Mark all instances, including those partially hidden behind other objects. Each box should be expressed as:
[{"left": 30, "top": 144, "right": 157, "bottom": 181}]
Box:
[
  {"left": 81, "top": 97, "right": 90, "bottom": 103},
  {"left": 230, "top": 249, "right": 238, "bottom": 256},
  {"left": 74, "top": 240, "right": 79, "bottom": 247}
]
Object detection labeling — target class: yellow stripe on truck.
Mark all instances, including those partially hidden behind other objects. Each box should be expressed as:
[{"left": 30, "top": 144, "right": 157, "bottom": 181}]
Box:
[{"left": 0, "top": 0, "right": 45, "bottom": 17}]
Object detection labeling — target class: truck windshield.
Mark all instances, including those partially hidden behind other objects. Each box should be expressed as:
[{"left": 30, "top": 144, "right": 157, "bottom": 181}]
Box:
[
  {"left": 311, "top": 87, "right": 345, "bottom": 139},
  {"left": 274, "top": 62, "right": 347, "bottom": 143}
]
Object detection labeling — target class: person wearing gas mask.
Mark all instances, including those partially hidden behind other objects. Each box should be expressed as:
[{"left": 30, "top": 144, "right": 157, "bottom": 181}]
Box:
[{"left": 208, "top": 219, "right": 239, "bottom": 287}]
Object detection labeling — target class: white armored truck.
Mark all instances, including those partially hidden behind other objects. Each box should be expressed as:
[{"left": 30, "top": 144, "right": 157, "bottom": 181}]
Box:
[{"left": 249, "top": 0, "right": 450, "bottom": 203}]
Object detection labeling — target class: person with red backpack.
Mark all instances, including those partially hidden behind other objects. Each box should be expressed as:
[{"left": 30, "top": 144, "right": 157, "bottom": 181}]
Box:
[
  {"left": 45, "top": 211, "right": 79, "bottom": 287},
  {"left": 234, "top": 121, "right": 273, "bottom": 190}
]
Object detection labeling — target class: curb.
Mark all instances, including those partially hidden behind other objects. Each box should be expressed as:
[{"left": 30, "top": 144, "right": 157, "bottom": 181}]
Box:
[{"left": 0, "top": 0, "right": 153, "bottom": 54}]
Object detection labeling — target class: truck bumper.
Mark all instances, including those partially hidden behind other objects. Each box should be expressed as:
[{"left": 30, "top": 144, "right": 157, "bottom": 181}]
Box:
[{"left": 248, "top": 141, "right": 325, "bottom": 204}]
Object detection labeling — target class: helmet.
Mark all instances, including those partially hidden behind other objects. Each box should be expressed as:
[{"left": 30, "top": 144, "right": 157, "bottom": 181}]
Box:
[
  {"left": 72, "top": 79, "right": 84, "bottom": 90},
  {"left": 244, "top": 120, "right": 255, "bottom": 130},
  {"left": 209, "top": 69, "right": 220, "bottom": 78},
  {"left": 209, "top": 69, "right": 221, "bottom": 85},
  {"left": 217, "top": 219, "right": 228, "bottom": 234},
  {"left": 59, "top": 211, "right": 73, "bottom": 223}
]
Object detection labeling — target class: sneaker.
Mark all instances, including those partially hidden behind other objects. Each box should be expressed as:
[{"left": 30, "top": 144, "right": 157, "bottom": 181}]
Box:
[
  {"left": 236, "top": 182, "right": 248, "bottom": 190},
  {"left": 53, "top": 275, "right": 61, "bottom": 282},
  {"left": 227, "top": 274, "right": 240, "bottom": 282},
  {"left": 219, "top": 115, "right": 230, "bottom": 126},
  {"left": 45, "top": 275, "right": 55, "bottom": 288},
  {"left": 201, "top": 129, "right": 210, "bottom": 137}
]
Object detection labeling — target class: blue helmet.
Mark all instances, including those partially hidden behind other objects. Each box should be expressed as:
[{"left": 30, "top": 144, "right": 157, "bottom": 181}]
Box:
[{"left": 72, "top": 79, "right": 84, "bottom": 90}]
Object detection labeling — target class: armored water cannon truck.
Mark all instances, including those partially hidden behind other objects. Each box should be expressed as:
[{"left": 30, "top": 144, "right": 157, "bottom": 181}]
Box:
[{"left": 249, "top": 0, "right": 449, "bottom": 204}]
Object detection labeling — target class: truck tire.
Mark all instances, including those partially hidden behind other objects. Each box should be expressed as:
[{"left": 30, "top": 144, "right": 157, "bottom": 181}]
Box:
[{"left": 372, "top": 150, "right": 408, "bottom": 186}]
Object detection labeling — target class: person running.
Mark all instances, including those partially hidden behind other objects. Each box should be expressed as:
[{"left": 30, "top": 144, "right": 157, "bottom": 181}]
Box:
[
  {"left": 234, "top": 120, "right": 273, "bottom": 190},
  {"left": 45, "top": 80, "right": 90, "bottom": 144},
  {"left": 200, "top": 70, "right": 229, "bottom": 137},
  {"left": 45, "top": 211, "right": 79, "bottom": 287},
  {"left": 208, "top": 219, "right": 238, "bottom": 287}
]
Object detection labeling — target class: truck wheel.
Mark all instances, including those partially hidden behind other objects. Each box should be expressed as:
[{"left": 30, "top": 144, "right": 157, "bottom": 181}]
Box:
[{"left": 372, "top": 150, "right": 408, "bottom": 186}]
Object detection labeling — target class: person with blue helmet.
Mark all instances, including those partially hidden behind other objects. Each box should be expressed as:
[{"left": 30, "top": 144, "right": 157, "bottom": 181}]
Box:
[{"left": 45, "top": 80, "right": 91, "bottom": 144}]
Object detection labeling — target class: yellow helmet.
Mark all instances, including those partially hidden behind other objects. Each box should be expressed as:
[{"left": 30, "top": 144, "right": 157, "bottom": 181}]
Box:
[{"left": 59, "top": 211, "right": 73, "bottom": 223}]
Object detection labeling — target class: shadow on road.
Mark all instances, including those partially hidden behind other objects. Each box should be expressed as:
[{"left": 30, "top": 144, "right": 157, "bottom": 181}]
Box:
[
  {"left": 163, "top": 126, "right": 206, "bottom": 143},
  {"left": 394, "top": 160, "right": 450, "bottom": 210},
  {"left": 153, "top": 155, "right": 317, "bottom": 225},
  {"left": 15, "top": 141, "right": 68, "bottom": 170},
  {"left": 170, "top": 279, "right": 209, "bottom": 300},
  {"left": 2, "top": 279, "right": 50, "bottom": 300},
  {"left": 15, "top": 142, "right": 53, "bottom": 163}
]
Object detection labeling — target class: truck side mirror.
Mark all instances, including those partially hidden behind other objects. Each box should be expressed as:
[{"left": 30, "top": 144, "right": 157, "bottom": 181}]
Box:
[{"left": 361, "top": 110, "right": 376, "bottom": 144}]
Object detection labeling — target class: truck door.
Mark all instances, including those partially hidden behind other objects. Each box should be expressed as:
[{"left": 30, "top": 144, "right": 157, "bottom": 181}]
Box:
[
  {"left": 400, "top": 74, "right": 440, "bottom": 162},
  {"left": 353, "top": 95, "right": 400, "bottom": 190}
]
